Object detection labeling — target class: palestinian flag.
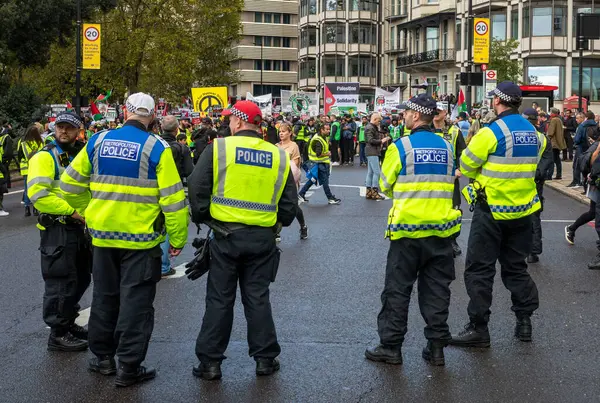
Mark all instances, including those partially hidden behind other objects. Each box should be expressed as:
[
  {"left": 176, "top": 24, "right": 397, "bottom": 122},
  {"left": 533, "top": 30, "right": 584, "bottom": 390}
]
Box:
[
  {"left": 435, "top": 82, "right": 441, "bottom": 96},
  {"left": 89, "top": 101, "right": 103, "bottom": 121},
  {"left": 65, "top": 99, "right": 73, "bottom": 110},
  {"left": 450, "top": 89, "right": 467, "bottom": 120},
  {"left": 95, "top": 90, "right": 112, "bottom": 103}
]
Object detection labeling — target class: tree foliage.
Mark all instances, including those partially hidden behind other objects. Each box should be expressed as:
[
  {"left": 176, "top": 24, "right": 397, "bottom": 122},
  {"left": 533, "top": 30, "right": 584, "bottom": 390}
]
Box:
[
  {"left": 22, "top": 0, "right": 243, "bottom": 103},
  {"left": 488, "top": 39, "right": 523, "bottom": 83},
  {"left": 0, "top": 84, "right": 44, "bottom": 132}
]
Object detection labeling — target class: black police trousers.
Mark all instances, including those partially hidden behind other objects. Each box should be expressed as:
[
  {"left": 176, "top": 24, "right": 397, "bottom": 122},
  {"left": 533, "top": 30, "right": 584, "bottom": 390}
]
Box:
[
  {"left": 465, "top": 203, "right": 540, "bottom": 324},
  {"left": 88, "top": 246, "right": 161, "bottom": 366},
  {"left": 40, "top": 223, "right": 91, "bottom": 334},
  {"left": 377, "top": 236, "right": 455, "bottom": 346},
  {"left": 531, "top": 183, "right": 545, "bottom": 255},
  {"left": 196, "top": 227, "right": 281, "bottom": 362}
]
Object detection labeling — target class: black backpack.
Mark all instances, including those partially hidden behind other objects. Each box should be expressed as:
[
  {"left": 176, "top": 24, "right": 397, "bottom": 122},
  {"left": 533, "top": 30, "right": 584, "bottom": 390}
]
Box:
[{"left": 168, "top": 141, "right": 193, "bottom": 179}]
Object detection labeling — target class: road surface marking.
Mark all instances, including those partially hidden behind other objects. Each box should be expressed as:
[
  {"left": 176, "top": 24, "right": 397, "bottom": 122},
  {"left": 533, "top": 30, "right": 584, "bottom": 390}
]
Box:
[
  {"left": 7, "top": 189, "right": 23, "bottom": 195},
  {"left": 46, "top": 307, "right": 91, "bottom": 328},
  {"left": 162, "top": 263, "right": 188, "bottom": 279}
]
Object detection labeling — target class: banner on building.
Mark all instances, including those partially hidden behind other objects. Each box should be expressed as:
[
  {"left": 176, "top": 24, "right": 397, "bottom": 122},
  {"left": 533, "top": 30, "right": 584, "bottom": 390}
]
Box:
[
  {"left": 324, "top": 82, "right": 360, "bottom": 115},
  {"left": 246, "top": 92, "right": 273, "bottom": 117},
  {"left": 280, "top": 90, "right": 319, "bottom": 116},
  {"left": 191, "top": 87, "right": 228, "bottom": 113},
  {"left": 374, "top": 87, "right": 401, "bottom": 113}
]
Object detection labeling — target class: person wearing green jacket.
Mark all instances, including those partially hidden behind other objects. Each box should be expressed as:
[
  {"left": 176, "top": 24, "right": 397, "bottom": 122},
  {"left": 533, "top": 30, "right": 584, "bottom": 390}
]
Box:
[
  {"left": 357, "top": 116, "right": 368, "bottom": 166},
  {"left": 330, "top": 115, "right": 341, "bottom": 166}
]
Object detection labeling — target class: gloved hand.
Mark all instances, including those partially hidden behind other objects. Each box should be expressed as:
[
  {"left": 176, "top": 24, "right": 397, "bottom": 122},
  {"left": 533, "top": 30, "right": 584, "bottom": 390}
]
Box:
[{"left": 184, "top": 235, "right": 211, "bottom": 281}]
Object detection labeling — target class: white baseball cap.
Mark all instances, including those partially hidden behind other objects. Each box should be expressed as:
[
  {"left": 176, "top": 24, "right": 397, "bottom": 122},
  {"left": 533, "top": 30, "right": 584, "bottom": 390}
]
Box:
[{"left": 125, "top": 93, "right": 155, "bottom": 117}]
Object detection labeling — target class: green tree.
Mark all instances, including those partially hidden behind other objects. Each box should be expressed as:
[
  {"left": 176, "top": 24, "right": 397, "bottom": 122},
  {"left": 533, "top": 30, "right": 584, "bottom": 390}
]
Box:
[
  {"left": 488, "top": 38, "right": 523, "bottom": 83},
  {"left": 0, "top": 84, "right": 44, "bottom": 132},
  {"left": 21, "top": 0, "right": 242, "bottom": 102}
]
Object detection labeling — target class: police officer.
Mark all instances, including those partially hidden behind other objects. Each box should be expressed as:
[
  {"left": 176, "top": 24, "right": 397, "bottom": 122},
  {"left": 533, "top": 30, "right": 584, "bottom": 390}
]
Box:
[
  {"left": 365, "top": 94, "right": 461, "bottom": 367},
  {"left": 27, "top": 112, "right": 90, "bottom": 352},
  {"left": 522, "top": 108, "right": 552, "bottom": 263},
  {"left": 187, "top": 101, "right": 297, "bottom": 380},
  {"left": 432, "top": 102, "right": 466, "bottom": 257},
  {"left": 60, "top": 93, "right": 189, "bottom": 387},
  {"left": 450, "top": 82, "right": 544, "bottom": 347}
]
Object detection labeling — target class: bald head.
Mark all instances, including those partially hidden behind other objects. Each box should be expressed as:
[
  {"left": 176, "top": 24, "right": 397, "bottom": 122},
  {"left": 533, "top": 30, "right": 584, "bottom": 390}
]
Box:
[{"left": 161, "top": 115, "right": 179, "bottom": 134}]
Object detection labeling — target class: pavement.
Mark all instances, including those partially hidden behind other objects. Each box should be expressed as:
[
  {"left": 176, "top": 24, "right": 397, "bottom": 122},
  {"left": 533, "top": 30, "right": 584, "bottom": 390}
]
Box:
[
  {"left": 1, "top": 163, "right": 600, "bottom": 403},
  {"left": 545, "top": 159, "right": 590, "bottom": 205}
]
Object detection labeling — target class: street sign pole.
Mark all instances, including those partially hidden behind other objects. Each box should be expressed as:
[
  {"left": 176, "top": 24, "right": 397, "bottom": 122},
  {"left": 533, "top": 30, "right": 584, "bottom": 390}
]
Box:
[
  {"left": 466, "top": 0, "right": 473, "bottom": 113},
  {"left": 75, "top": 0, "right": 81, "bottom": 115}
]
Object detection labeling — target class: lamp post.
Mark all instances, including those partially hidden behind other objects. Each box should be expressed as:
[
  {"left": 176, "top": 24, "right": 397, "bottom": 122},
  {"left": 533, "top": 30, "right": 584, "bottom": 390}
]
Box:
[{"left": 75, "top": 0, "right": 82, "bottom": 115}]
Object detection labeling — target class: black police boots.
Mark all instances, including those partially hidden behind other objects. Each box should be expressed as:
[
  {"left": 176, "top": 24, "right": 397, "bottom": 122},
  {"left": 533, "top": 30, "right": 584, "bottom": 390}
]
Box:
[
  {"left": 24, "top": 206, "right": 31, "bottom": 217},
  {"left": 256, "top": 358, "right": 280, "bottom": 376},
  {"left": 70, "top": 323, "right": 88, "bottom": 340},
  {"left": 422, "top": 341, "right": 446, "bottom": 366},
  {"left": 48, "top": 331, "right": 88, "bottom": 352},
  {"left": 515, "top": 316, "right": 532, "bottom": 342},
  {"left": 364, "top": 344, "right": 403, "bottom": 365},
  {"left": 89, "top": 356, "right": 117, "bottom": 375},
  {"left": 115, "top": 363, "right": 156, "bottom": 387},
  {"left": 448, "top": 322, "right": 491, "bottom": 348},
  {"left": 193, "top": 361, "right": 222, "bottom": 381}
]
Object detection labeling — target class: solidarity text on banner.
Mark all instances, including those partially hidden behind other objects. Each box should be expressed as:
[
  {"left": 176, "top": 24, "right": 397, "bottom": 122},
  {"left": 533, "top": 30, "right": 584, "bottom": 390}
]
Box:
[
  {"left": 324, "top": 82, "right": 360, "bottom": 115},
  {"left": 280, "top": 90, "right": 319, "bottom": 117},
  {"left": 191, "top": 87, "right": 228, "bottom": 114},
  {"left": 374, "top": 87, "right": 401, "bottom": 113},
  {"left": 246, "top": 93, "right": 273, "bottom": 117}
]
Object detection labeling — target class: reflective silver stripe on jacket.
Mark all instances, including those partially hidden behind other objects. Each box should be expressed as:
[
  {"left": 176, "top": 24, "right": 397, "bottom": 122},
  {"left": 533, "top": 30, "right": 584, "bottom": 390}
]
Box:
[
  {"left": 138, "top": 136, "right": 158, "bottom": 179},
  {"left": 60, "top": 182, "right": 88, "bottom": 194},
  {"left": 211, "top": 195, "right": 277, "bottom": 212},
  {"left": 215, "top": 138, "right": 227, "bottom": 197},
  {"left": 48, "top": 146, "right": 66, "bottom": 177},
  {"left": 91, "top": 174, "right": 157, "bottom": 188},
  {"left": 271, "top": 148, "right": 288, "bottom": 205},
  {"left": 463, "top": 147, "right": 485, "bottom": 166},
  {"left": 65, "top": 165, "right": 90, "bottom": 184},
  {"left": 28, "top": 177, "right": 54, "bottom": 186},
  {"left": 393, "top": 190, "right": 454, "bottom": 199},
  {"left": 90, "top": 190, "right": 158, "bottom": 203},
  {"left": 480, "top": 169, "right": 535, "bottom": 179},
  {"left": 30, "top": 189, "right": 50, "bottom": 203},
  {"left": 161, "top": 199, "right": 188, "bottom": 213},
  {"left": 159, "top": 182, "right": 184, "bottom": 198},
  {"left": 495, "top": 119, "right": 514, "bottom": 158}
]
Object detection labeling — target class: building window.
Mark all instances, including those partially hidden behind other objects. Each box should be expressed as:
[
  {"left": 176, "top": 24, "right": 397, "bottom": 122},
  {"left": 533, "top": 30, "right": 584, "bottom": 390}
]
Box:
[
  {"left": 273, "top": 37, "right": 281, "bottom": 47},
  {"left": 571, "top": 66, "right": 600, "bottom": 102},
  {"left": 254, "top": 12, "right": 262, "bottom": 22},
  {"left": 532, "top": 8, "right": 552, "bottom": 36},
  {"left": 283, "top": 61, "right": 290, "bottom": 71},
  {"left": 349, "top": 56, "right": 375, "bottom": 76},
  {"left": 415, "top": 29, "right": 420, "bottom": 53},
  {"left": 310, "top": 0, "right": 317, "bottom": 14},
  {"left": 324, "top": 0, "right": 344, "bottom": 11},
  {"left": 523, "top": 6, "right": 530, "bottom": 37},
  {"left": 511, "top": 6, "right": 519, "bottom": 39},
  {"left": 263, "top": 60, "right": 272, "bottom": 71},
  {"left": 254, "top": 60, "right": 262, "bottom": 70},
  {"left": 350, "top": 23, "right": 376, "bottom": 44},
  {"left": 273, "top": 60, "right": 281, "bottom": 71},
  {"left": 300, "top": 59, "right": 317, "bottom": 79},
  {"left": 264, "top": 13, "right": 272, "bottom": 23},
  {"left": 264, "top": 36, "right": 272, "bottom": 46},
  {"left": 456, "top": 22, "right": 461, "bottom": 50},
  {"left": 528, "top": 65, "right": 563, "bottom": 99},
  {"left": 349, "top": 0, "right": 377, "bottom": 12},
  {"left": 491, "top": 13, "right": 506, "bottom": 40},
  {"left": 283, "top": 13, "right": 291, "bottom": 24},
  {"left": 254, "top": 36, "right": 262, "bottom": 46},
  {"left": 323, "top": 57, "right": 345, "bottom": 76},
  {"left": 442, "top": 75, "right": 448, "bottom": 94},
  {"left": 426, "top": 27, "right": 438, "bottom": 52},
  {"left": 324, "top": 24, "right": 345, "bottom": 43},
  {"left": 390, "top": 26, "right": 395, "bottom": 49},
  {"left": 274, "top": 13, "right": 281, "bottom": 24},
  {"left": 300, "top": 0, "right": 308, "bottom": 17},
  {"left": 283, "top": 37, "right": 291, "bottom": 47},
  {"left": 442, "top": 20, "right": 448, "bottom": 51},
  {"left": 553, "top": 8, "right": 566, "bottom": 36}
]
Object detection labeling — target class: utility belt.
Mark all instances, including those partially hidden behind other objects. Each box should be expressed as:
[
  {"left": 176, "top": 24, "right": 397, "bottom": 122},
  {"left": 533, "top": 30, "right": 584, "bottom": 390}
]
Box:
[
  {"left": 38, "top": 213, "right": 82, "bottom": 228},
  {"left": 462, "top": 180, "right": 488, "bottom": 212}
]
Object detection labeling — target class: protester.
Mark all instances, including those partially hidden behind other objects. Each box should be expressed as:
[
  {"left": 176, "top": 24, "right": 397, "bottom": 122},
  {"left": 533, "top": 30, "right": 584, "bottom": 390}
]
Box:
[
  {"left": 547, "top": 108, "right": 567, "bottom": 180},
  {"left": 364, "top": 113, "right": 387, "bottom": 201}
]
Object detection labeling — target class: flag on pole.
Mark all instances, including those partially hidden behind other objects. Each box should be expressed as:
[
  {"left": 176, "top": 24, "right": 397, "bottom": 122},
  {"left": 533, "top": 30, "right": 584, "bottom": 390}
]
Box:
[
  {"left": 435, "top": 82, "right": 441, "bottom": 96},
  {"left": 450, "top": 89, "right": 467, "bottom": 120},
  {"left": 95, "top": 90, "right": 112, "bottom": 103},
  {"left": 65, "top": 99, "right": 73, "bottom": 110},
  {"left": 89, "top": 101, "right": 103, "bottom": 121}
]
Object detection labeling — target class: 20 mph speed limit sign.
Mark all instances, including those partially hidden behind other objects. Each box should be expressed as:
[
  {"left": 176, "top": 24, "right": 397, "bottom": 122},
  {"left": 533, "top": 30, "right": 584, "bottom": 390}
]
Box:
[
  {"left": 473, "top": 18, "right": 490, "bottom": 64},
  {"left": 82, "top": 24, "right": 101, "bottom": 70}
]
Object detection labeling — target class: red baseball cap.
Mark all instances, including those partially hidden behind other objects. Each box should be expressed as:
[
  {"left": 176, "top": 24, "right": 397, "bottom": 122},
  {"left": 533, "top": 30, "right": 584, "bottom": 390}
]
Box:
[{"left": 222, "top": 101, "right": 262, "bottom": 125}]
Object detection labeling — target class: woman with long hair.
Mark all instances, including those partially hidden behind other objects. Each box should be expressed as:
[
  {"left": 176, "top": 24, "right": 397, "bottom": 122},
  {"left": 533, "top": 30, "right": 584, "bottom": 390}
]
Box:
[
  {"left": 19, "top": 124, "right": 44, "bottom": 216},
  {"left": 276, "top": 122, "right": 308, "bottom": 241}
]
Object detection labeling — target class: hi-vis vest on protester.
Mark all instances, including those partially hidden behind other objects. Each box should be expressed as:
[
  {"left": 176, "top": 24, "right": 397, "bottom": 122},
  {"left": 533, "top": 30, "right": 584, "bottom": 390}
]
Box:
[
  {"left": 390, "top": 125, "right": 402, "bottom": 141},
  {"left": 60, "top": 125, "right": 189, "bottom": 249},
  {"left": 295, "top": 125, "right": 306, "bottom": 141},
  {"left": 308, "top": 134, "right": 330, "bottom": 164},
  {"left": 0, "top": 134, "right": 6, "bottom": 180},
  {"left": 18, "top": 139, "right": 42, "bottom": 176},
  {"left": 380, "top": 130, "right": 462, "bottom": 240},
  {"left": 459, "top": 113, "right": 544, "bottom": 220},
  {"left": 211, "top": 136, "right": 290, "bottom": 227}
]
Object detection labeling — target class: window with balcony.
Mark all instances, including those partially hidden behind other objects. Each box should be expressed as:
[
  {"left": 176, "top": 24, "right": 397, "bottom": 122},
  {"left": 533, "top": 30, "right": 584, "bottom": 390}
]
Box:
[
  {"left": 324, "top": 0, "right": 344, "bottom": 11},
  {"left": 300, "top": 59, "right": 317, "bottom": 79},
  {"left": 323, "top": 57, "right": 345, "bottom": 76},
  {"left": 301, "top": 27, "right": 318, "bottom": 47},
  {"left": 491, "top": 13, "right": 506, "bottom": 40},
  {"left": 350, "top": 24, "right": 376, "bottom": 44},
  {"left": 349, "top": 0, "right": 377, "bottom": 12},
  {"left": 442, "top": 20, "right": 448, "bottom": 51},
  {"left": 426, "top": 27, "right": 438, "bottom": 52},
  {"left": 324, "top": 24, "right": 346, "bottom": 43},
  {"left": 415, "top": 29, "right": 420, "bottom": 53},
  {"left": 456, "top": 22, "right": 461, "bottom": 50},
  {"left": 349, "top": 56, "right": 375, "bottom": 76},
  {"left": 390, "top": 27, "right": 396, "bottom": 49}
]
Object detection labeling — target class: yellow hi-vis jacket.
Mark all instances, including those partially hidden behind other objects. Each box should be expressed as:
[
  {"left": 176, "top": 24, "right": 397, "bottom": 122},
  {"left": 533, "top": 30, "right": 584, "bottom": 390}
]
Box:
[
  {"left": 380, "top": 127, "right": 461, "bottom": 240},
  {"left": 210, "top": 136, "right": 290, "bottom": 227},
  {"left": 459, "top": 112, "right": 546, "bottom": 220},
  {"left": 18, "top": 139, "right": 43, "bottom": 176},
  {"left": 60, "top": 122, "right": 189, "bottom": 249}
]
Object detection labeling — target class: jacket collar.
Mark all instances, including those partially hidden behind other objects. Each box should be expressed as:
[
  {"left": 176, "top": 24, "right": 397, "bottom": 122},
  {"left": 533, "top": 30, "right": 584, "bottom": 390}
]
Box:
[{"left": 124, "top": 119, "right": 148, "bottom": 131}]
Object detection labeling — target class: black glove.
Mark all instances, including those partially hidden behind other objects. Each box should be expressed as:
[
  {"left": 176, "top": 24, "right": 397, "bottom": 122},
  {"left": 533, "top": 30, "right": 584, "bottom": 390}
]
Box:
[{"left": 184, "top": 233, "right": 211, "bottom": 281}]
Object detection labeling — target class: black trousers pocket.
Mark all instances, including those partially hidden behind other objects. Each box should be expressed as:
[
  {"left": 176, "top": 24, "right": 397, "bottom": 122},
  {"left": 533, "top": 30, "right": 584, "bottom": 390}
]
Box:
[
  {"left": 40, "top": 226, "right": 68, "bottom": 278},
  {"left": 143, "top": 246, "right": 163, "bottom": 283},
  {"left": 270, "top": 248, "right": 281, "bottom": 283}
]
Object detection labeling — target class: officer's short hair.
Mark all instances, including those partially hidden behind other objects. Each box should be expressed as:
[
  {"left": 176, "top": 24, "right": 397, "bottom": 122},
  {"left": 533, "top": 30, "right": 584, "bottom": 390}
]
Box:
[{"left": 161, "top": 115, "right": 179, "bottom": 133}]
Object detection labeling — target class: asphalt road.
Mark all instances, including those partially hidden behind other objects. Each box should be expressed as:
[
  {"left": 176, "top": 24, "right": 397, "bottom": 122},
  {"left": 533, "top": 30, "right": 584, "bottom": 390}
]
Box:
[{"left": 1, "top": 165, "right": 600, "bottom": 403}]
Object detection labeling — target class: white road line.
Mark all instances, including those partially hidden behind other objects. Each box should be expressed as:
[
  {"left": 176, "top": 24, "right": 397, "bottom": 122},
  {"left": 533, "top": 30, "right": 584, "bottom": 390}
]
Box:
[
  {"left": 46, "top": 307, "right": 91, "bottom": 329},
  {"left": 162, "top": 263, "right": 188, "bottom": 279},
  {"left": 7, "top": 189, "right": 23, "bottom": 195}
]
